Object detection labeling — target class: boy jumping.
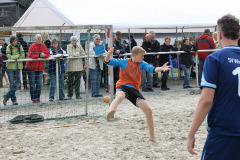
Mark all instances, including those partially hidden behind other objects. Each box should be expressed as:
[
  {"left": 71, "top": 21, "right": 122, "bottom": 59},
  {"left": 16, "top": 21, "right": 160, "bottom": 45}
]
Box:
[{"left": 105, "top": 46, "right": 171, "bottom": 142}]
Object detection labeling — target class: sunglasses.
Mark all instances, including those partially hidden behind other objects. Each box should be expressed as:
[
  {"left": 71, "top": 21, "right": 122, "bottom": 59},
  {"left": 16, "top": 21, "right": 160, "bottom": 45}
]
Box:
[{"left": 95, "top": 39, "right": 100, "bottom": 41}]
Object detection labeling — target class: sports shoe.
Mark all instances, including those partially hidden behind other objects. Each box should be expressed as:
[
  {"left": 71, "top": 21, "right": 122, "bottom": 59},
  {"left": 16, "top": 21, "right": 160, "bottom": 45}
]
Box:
[
  {"left": 12, "top": 102, "right": 18, "bottom": 105},
  {"left": 153, "top": 85, "right": 160, "bottom": 88},
  {"left": 59, "top": 98, "right": 68, "bottom": 100},
  {"left": 3, "top": 95, "right": 8, "bottom": 105},
  {"left": 33, "top": 100, "right": 39, "bottom": 103},
  {"left": 161, "top": 86, "right": 170, "bottom": 91},
  {"left": 76, "top": 96, "right": 83, "bottom": 99},
  {"left": 142, "top": 88, "right": 149, "bottom": 92},
  {"left": 147, "top": 88, "right": 154, "bottom": 92}
]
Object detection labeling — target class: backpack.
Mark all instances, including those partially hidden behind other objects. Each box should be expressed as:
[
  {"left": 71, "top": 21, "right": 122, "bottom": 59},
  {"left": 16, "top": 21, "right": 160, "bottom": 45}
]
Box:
[
  {"left": 9, "top": 44, "right": 21, "bottom": 55},
  {"left": 9, "top": 114, "right": 44, "bottom": 124}
]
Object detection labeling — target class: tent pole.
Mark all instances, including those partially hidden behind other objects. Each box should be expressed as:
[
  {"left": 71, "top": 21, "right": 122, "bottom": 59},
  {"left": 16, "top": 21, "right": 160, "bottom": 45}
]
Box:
[
  {"left": 176, "top": 26, "right": 180, "bottom": 84},
  {"left": 128, "top": 28, "right": 131, "bottom": 54}
]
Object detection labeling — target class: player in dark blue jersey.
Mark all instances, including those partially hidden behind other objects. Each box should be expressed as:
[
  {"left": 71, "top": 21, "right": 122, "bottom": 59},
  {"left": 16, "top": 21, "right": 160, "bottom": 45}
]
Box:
[{"left": 187, "top": 14, "right": 240, "bottom": 160}]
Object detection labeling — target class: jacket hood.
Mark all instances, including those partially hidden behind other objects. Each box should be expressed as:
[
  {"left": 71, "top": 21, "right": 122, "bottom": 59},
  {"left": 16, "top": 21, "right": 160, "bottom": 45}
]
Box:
[{"left": 199, "top": 33, "right": 210, "bottom": 39}]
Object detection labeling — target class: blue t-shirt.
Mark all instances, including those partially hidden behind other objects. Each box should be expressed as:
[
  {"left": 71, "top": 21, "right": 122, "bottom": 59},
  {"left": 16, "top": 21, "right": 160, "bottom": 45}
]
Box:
[{"left": 200, "top": 46, "right": 240, "bottom": 136}]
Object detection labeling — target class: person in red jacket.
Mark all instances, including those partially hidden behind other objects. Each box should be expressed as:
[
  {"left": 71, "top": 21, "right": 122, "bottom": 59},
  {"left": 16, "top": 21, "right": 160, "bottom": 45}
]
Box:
[
  {"left": 25, "top": 34, "right": 49, "bottom": 103},
  {"left": 195, "top": 29, "right": 216, "bottom": 85}
]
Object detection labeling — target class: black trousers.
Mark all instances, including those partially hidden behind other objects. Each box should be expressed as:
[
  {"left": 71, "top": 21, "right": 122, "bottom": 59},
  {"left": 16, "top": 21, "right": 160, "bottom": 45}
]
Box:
[
  {"left": 161, "top": 70, "right": 169, "bottom": 88},
  {"left": 153, "top": 60, "right": 159, "bottom": 86},
  {"left": 22, "top": 62, "right": 28, "bottom": 88},
  {"left": 113, "top": 66, "right": 119, "bottom": 92},
  {"left": 67, "top": 71, "right": 81, "bottom": 98}
]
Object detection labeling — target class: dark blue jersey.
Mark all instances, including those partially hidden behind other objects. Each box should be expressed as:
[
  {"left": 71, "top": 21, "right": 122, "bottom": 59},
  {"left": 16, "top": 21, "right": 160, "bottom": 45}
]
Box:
[{"left": 200, "top": 46, "right": 240, "bottom": 136}]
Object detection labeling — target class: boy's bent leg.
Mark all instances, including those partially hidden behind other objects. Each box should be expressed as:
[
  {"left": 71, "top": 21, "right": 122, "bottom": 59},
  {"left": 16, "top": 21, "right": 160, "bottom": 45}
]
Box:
[
  {"left": 106, "top": 91, "right": 126, "bottom": 121},
  {"left": 137, "top": 99, "right": 156, "bottom": 142}
]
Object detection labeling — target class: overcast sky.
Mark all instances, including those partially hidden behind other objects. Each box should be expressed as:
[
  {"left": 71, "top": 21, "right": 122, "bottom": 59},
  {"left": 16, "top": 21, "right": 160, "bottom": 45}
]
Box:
[{"left": 48, "top": 0, "right": 240, "bottom": 28}]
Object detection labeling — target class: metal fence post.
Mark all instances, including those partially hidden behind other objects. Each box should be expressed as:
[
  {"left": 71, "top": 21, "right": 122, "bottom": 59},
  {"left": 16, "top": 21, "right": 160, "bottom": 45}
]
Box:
[
  {"left": 56, "top": 58, "right": 59, "bottom": 100},
  {"left": 85, "top": 29, "right": 91, "bottom": 116},
  {"left": 195, "top": 51, "right": 199, "bottom": 88}
]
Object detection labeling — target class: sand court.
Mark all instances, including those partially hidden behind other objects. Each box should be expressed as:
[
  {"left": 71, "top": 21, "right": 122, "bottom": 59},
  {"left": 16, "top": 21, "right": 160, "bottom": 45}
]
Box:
[{"left": 0, "top": 90, "right": 207, "bottom": 160}]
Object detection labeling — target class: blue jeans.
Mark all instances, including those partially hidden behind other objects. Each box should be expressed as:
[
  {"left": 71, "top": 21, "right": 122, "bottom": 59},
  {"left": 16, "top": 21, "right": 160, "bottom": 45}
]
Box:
[
  {"left": 27, "top": 69, "right": 43, "bottom": 101},
  {"left": 49, "top": 72, "right": 65, "bottom": 100},
  {"left": 90, "top": 65, "right": 101, "bottom": 96},
  {"left": 5, "top": 70, "right": 18, "bottom": 102},
  {"left": 141, "top": 69, "right": 153, "bottom": 89},
  {"left": 198, "top": 59, "right": 205, "bottom": 85},
  {"left": 181, "top": 64, "right": 192, "bottom": 87}
]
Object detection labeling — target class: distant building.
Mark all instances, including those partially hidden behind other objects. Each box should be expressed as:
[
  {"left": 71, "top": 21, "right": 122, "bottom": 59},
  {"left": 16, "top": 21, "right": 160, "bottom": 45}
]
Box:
[{"left": 0, "top": 0, "right": 26, "bottom": 27}]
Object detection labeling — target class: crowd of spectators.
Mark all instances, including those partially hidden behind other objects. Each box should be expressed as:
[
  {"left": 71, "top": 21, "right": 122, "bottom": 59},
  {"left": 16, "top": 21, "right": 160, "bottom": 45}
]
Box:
[{"left": 0, "top": 29, "right": 220, "bottom": 106}]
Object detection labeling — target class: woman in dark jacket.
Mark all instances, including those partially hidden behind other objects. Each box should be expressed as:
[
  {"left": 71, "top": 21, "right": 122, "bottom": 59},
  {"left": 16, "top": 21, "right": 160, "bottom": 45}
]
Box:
[
  {"left": 180, "top": 39, "right": 196, "bottom": 88},
  {"left": 48, "top": 38, "right": 68, "bottom": 101}
]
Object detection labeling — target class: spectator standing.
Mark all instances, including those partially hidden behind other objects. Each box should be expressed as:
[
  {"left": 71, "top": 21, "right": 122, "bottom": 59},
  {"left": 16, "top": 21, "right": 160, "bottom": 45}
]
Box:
[
  {"left": 67, "top": 36, "right": 86, "bottom": 100},
  {"left": 48, "top": 38, "right": 68, "bottom": 101},
  {"left": 25, "top": 34, "right": 50, "bottom": 103},
  {"left": 0, "top": 37, "right": 9, "bottom": 87},
  {"left": 127, "top": 34, "right": 137, "bottom": 51},
  {"left": 41, "top": 32, "right": 51, "bottom": 85},
  {"left": 195, "top": 29, "right": 216, "bottom": 85},
  {"left": 89, "top": 34, "right": 107, "bottom": 97},
  {"left": 212, "top": 32, "right": 221, "bottom": 49},
  {"left": 141, "top": 34, "right": 155, "bottom": 92},
  {"left": 3, "top": 36, "right": 25, "bottom": 105},
  {"left": 160, "top": 37, "right": 178, "bottom": 90},
  {"left": 180, "top": 39, "right": 196, "bottom": 88},
  {"left": 116, "top": 31, "right": 130, "bottom": 53},
  {"left": 112, "top": 32, "right": 125, "bottom": 92},
  {"left": 17, "top": 33, "right": 29, "bottom": 89},
  {"left": 149, "top": 31, "right": 161, "bottom": 88}
]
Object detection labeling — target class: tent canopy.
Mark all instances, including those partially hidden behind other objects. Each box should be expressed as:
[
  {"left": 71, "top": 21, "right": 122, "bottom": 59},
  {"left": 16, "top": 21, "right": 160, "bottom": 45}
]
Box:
[{"left": 14, "top": 0, "right": 240, "bottom": 29}]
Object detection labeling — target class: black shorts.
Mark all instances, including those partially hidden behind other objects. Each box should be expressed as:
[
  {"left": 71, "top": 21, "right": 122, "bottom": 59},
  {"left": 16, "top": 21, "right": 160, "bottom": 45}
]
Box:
[{"left": 116, "top": 85, "right": 145, "bottom": 106}]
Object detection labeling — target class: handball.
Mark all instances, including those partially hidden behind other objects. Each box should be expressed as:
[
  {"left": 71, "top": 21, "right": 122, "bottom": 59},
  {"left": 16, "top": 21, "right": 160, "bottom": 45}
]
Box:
[{"left": 103, "top": 96, "right": 111, "bottom": 103}]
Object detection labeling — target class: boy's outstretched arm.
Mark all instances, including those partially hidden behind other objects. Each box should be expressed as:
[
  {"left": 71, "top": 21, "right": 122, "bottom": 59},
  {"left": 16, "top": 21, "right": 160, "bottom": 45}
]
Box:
[
  {"left": 154, "top": 62, "right": 172, "bottom": 73},
  {"left": 187, "top": 87, "right": 214, "bottom": 155},
  {"left": 105, "top": 47, "right": 114, "bottom": 63}
]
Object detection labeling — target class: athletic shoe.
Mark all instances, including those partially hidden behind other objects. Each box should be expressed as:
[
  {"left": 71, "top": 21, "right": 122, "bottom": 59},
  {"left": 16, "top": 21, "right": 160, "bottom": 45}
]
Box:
[
  {"left": 142, "top": 88, "right": 149, "bottom": 92},
  {"left": 12, "top": 102, "right": 18, "bottom": 105},
  {"left": 153, "top": 85, "right": 160, "bottom": 88},
  {"left": 59, "top": 98, "right": 68, "bottom": 100},
  {"left": 76, "top": 96, "right": 83, "bottom": 99},
  {"left": 161, "top": 86, "right": 170, "bottom": 91},
  {"left": 33, "top": 100, "right": 39, "bottom": 103},
  {"left": 147, "top": 88, "right": 154, "bottom": 92},
  {"left": 3, "top": 95, "right": 8, "bottom": 106}
]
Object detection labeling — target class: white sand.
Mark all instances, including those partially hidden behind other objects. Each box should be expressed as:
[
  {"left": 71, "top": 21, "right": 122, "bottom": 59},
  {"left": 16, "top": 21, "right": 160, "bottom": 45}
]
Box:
[{"left": 0, "top": 90, "right": 207, "bottom": 160}]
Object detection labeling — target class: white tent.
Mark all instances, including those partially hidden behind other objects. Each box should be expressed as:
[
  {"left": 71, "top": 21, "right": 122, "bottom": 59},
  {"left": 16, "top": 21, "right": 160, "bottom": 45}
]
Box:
[{"left": 14, "top": 0, "right": 240, "bottom": 29}]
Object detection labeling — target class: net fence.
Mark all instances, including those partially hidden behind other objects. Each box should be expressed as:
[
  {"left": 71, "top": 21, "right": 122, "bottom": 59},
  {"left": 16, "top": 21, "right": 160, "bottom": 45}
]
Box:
[{"left": 0, "top": 25, "right": 114, "bottom": 123}]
